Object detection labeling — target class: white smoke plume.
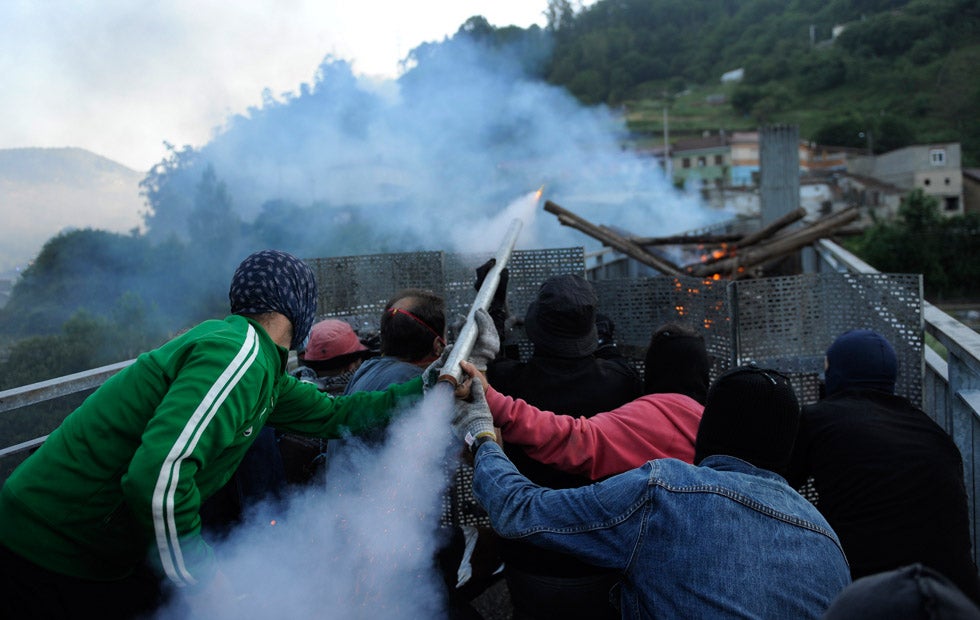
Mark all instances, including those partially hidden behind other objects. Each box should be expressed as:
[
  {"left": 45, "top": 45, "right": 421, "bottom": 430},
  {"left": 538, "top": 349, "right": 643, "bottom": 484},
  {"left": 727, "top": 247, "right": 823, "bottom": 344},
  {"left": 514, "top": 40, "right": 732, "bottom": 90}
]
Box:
[
  {"left": 147, "top": 35, "right": 720, "bottom": 258},
  {"left": 156, "top": 386, "right": 459, "bottom": 619}
]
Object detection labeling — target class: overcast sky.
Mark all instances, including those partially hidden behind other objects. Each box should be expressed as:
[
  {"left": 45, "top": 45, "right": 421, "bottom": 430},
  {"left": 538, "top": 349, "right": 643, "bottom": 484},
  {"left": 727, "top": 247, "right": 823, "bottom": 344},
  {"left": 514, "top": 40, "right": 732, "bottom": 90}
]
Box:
[{"left": 1, "top": 1, "right": 590, "bottom": 172}]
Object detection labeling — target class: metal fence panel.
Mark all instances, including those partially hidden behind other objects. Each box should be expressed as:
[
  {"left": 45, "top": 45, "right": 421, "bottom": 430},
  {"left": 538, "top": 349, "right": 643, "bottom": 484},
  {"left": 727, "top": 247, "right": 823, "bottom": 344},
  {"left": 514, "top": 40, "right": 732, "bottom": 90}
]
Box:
[
  {"left": 306, "top": 251, "right": 447, "bottom": 335},
  {"left": 730, "top": 272, "right": 923, "bottom": 407},
  {"left": 590, "top": 276, "right": 732, "bottom": 380}
]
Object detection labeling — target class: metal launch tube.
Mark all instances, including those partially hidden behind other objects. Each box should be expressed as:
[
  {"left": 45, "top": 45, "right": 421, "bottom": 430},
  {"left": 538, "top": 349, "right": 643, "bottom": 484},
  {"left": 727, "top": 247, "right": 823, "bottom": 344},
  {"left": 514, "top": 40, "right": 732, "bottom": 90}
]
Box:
[{"left": 438, "top": 218, "right": 523, "bottom": 387}]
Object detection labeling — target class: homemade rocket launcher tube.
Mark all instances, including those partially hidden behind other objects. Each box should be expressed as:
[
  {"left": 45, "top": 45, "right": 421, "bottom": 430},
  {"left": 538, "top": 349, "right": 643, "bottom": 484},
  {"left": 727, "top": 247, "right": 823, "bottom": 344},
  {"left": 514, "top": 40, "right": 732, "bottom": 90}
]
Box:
[{"left": 437, "top": 218, "right": 523, "bottom": 387}]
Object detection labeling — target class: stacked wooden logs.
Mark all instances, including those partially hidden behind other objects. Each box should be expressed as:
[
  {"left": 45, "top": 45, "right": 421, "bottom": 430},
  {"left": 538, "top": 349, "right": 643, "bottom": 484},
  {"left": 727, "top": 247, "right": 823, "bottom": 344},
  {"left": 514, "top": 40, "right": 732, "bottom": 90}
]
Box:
[{"left": 544, "top": 200, "right": 860, "bottom": 280}]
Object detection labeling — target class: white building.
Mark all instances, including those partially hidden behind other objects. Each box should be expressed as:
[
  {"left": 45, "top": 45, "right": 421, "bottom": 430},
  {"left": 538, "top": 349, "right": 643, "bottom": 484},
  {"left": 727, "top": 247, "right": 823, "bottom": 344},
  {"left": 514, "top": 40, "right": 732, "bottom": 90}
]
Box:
[{"left": 848, "top": 143, "right": 964, "bottom": 216}]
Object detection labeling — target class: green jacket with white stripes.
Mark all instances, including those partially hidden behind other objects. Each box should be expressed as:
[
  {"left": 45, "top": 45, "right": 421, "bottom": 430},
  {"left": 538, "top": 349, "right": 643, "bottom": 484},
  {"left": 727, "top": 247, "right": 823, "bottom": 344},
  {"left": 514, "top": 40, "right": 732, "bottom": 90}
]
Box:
[{"left": 0, "top": 314, "right": 423, "bottom": 590}]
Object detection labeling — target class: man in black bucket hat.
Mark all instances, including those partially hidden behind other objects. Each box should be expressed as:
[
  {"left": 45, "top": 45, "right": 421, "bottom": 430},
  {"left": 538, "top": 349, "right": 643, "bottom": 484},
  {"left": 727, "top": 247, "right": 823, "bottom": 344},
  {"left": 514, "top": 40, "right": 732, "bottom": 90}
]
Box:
[
  {"left": 486, "top": 273, "right": 642, "bottom": 620},
  {"left": 523, "top": 273, "right": 601, "bottom": 357}
]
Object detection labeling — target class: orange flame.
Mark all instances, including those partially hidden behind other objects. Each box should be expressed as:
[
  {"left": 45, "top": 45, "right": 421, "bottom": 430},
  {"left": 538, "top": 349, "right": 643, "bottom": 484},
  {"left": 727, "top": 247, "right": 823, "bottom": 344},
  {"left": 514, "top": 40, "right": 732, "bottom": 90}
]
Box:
[
  {"left": 700, "top": 243, "right": 729, "bottom": 263},
  {"left": 535, "top": 186, "right": 544, "bottom": 200}
]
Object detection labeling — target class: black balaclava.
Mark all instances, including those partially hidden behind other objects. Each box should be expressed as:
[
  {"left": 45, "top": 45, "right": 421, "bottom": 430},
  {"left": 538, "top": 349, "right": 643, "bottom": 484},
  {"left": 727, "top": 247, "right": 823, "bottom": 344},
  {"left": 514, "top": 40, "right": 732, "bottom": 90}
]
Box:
[
  {"left": 644, "top": 325, "right": 711, "bottom": 405},
  {"left": 228, "top": 249, "right": 317, "bottom": 351},
  {"left": 823, "top": 563, "right": 980, "bottom": 620},
  {"left": 694, "top": 365, "right": 800, "bottom": 477},
  {"left": 824, "top": 329, "right": 898, "bottom": 397}
]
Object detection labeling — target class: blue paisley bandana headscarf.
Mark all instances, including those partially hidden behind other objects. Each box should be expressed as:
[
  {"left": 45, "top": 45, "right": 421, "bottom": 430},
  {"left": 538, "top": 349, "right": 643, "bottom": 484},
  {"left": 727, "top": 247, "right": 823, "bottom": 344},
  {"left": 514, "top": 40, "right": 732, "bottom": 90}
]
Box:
[{"left": 229, "top": 250, "right": 317, "bottom": 351}]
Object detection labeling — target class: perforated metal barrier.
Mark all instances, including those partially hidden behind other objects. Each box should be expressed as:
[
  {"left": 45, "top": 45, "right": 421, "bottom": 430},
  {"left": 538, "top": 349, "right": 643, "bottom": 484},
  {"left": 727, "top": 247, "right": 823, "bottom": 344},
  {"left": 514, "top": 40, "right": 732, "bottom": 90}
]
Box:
[
  {"left": 307, "top": 248, "right": 589, "bottom": 528},
  {"left": 729, "top": 272, "right": 923, "bottom": 408},
  {"left": 303, "top": 250, "right": 923, "bottom": 526}
]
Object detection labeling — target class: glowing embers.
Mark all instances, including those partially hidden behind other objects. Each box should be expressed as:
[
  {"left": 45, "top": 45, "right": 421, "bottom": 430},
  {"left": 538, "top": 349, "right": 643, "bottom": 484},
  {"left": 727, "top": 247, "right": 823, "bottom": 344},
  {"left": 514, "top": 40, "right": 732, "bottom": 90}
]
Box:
[{"left": 698, "top": 242, "right": 730, "bottom": 263}]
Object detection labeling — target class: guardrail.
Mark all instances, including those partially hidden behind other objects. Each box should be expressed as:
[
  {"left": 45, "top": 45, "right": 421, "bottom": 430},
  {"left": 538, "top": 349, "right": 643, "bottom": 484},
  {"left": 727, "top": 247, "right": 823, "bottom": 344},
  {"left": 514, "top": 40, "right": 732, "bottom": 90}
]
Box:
[{"left": 0, "top": 361, "right": 133, "bottom": 460}]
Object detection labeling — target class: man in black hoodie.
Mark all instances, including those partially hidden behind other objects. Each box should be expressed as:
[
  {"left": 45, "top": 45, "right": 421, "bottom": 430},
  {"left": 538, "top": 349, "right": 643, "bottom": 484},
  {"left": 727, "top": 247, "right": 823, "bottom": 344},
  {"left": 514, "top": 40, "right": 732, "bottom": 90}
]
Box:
[
  {"left": 486, "top": 273, "right": 642, "bottom": 620},
  {"left": 788, "top": 329, "right": 980, "bottom": 604}
]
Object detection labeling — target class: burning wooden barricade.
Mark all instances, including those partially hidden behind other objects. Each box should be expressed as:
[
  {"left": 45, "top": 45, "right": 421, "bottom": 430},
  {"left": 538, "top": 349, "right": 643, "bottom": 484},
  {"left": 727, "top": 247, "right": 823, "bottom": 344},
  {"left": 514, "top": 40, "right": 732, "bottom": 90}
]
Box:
[{"left": 544, "top": 200, "right": 860, "bottom": 280}]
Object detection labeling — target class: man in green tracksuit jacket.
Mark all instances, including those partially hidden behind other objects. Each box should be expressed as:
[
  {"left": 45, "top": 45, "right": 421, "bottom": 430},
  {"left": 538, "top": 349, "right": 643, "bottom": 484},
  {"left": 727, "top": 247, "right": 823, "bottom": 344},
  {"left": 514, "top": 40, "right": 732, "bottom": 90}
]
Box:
[{"left": 0, "top": 250, "right": 424, "bottom": 618}]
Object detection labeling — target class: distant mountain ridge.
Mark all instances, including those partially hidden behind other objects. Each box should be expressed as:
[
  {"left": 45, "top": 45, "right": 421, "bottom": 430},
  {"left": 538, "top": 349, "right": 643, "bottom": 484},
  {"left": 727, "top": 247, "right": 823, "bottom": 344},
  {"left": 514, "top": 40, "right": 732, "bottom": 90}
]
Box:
[{"left": 0, "top": 147, "right": 144, "bottom": 273}]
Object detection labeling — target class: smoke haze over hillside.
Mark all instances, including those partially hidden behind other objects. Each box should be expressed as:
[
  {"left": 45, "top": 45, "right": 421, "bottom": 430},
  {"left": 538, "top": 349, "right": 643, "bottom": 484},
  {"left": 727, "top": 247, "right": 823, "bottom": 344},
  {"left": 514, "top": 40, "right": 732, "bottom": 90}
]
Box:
[
  {"left": 4, "top": 27, "right": 725, "bottom": 617},
  {"left": 0, "top": 148, "right": 143, "bottom": 273},
  {"left": 146, "top": 36, "right": 718, "bottom": 259},
  {"left": 0, "top": 30, "right": 724, "bottom": 351}
]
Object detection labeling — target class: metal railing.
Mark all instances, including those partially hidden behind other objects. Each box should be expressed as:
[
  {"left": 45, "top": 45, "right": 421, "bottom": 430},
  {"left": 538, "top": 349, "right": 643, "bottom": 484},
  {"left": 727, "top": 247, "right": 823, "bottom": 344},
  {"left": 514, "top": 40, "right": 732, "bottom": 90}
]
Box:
[{"left": 0, "top": 361, "right": 133, "bottom": 459}]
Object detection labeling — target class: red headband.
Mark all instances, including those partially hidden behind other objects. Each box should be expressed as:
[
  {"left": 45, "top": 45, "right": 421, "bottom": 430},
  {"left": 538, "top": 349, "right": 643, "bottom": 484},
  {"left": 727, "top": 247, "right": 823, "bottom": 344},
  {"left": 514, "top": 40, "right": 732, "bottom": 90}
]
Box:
[{"left": 388, "top": 307, "right": 446, "bottom": 345}]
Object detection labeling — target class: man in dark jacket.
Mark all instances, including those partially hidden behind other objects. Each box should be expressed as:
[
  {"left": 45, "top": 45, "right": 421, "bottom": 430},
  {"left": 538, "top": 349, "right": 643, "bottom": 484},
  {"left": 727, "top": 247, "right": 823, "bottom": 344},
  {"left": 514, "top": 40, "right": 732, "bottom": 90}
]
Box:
[
  {"left": 788, "top": 329, "right": 980, "bottom": 604},
  {"left": 486, "top": 273, "right": 642, "bottom": 620}
]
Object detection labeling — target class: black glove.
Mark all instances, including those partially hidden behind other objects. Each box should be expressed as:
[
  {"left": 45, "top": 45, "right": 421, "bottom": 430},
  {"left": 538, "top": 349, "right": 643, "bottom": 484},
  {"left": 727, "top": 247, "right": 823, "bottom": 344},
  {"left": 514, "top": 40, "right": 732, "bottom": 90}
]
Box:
[
  {"left": 596, "top": 313, "right": 616, "bottom": 348},
  {"left": 474, "top": 258, "right": 508, "bottom": 337}
]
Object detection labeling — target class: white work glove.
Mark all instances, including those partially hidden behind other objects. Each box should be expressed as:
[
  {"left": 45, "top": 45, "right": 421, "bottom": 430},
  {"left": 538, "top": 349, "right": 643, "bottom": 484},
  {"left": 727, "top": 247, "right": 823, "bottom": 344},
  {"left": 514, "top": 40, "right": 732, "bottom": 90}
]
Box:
[
  {"left": 422, "top": 344, "right": 453, "bottom": 393},
  {"left": 469, "top": 308, "right": 500, "bottom": 372},
  {"left": 451, "top": 379, "right": 496, "bottom": 448}
]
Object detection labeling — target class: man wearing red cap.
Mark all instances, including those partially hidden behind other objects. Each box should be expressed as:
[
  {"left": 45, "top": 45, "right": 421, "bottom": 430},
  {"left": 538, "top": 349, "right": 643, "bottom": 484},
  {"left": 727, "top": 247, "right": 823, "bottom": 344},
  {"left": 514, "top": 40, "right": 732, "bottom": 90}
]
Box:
[
  {"left": 280, "top": 318, "right": 377, "bottom": 484},
  {"left": 295, "top": 318, "right": 374, "bottom": 394}
]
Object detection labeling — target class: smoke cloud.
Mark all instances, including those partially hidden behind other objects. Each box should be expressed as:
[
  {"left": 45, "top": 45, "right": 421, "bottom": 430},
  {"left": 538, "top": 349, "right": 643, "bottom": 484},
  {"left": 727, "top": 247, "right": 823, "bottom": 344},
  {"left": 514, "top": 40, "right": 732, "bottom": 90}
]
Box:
[
  {"left": 156, "top": 386, "right": 459, "bottom": 619},
  {"left": 146, "top": 34, "right": 719, "bottom": 259}
]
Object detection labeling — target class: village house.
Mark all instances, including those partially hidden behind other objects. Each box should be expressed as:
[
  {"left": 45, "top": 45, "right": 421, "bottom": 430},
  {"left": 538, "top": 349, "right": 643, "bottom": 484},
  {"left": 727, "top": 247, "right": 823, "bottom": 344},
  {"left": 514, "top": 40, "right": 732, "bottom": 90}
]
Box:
[
  {"left": 668, "top": 131, "right": 964, "bottom": 224},
  {"left": 964, "top": 168, "right": 980, "bottom": 214},
  {"left": 848, "top": 143, "right": 964, "bottom": 216}
]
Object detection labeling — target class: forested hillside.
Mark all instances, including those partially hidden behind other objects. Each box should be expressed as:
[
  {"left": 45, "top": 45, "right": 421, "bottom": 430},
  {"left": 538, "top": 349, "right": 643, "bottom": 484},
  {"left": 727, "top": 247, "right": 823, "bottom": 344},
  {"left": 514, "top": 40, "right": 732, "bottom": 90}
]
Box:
[{"left": 539, "top": 0, "right": 980, "bottom": 162}]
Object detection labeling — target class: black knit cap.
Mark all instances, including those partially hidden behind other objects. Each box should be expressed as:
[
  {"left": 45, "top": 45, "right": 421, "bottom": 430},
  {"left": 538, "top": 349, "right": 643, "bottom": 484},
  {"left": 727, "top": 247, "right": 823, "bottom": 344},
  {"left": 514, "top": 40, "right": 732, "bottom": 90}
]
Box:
[
  {"left": 524, "top": 274, "right": 598, "bottom": 358},
  {"left": 694, "top": 364, "right": 800, "bottom": 476},
  {"left": 823, "top": 563, "right": 980, "bottom": 619},
  {"left": 644, "top": 323, "right": 710, "bottom": 405},
  {"left": 825, "top": 329, "right": 898, "bottom": 396}
]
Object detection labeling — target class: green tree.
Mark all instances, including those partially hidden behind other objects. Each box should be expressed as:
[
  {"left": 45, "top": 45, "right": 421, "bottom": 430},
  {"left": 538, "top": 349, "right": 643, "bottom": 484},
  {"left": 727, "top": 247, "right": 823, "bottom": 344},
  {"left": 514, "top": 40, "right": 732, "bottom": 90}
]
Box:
[
  {"left": 731, "top": 84, "right": 763, "bottom": 116},
  {"left": 846, "top": 190, "right": 966, "bottom": 298},
  {"left": 457, "top": 16, "right": 494, "bottom": 41},
  {"left": 545, "top": 0, "right": 576, "bottom": 33},
  {"left": 139, "top": 143, "right": 200, "bottom": 241},
  {"left": 189, "top": 165, "right": 240, "bottom": 262}
]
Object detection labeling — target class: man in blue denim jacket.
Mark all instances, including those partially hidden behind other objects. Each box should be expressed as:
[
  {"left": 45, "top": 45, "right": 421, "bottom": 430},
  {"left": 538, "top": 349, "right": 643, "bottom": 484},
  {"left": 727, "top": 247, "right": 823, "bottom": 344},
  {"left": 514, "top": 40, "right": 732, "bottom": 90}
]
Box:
[{"left": 454, "top": 364, "right": 851, "bottom": 619}]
